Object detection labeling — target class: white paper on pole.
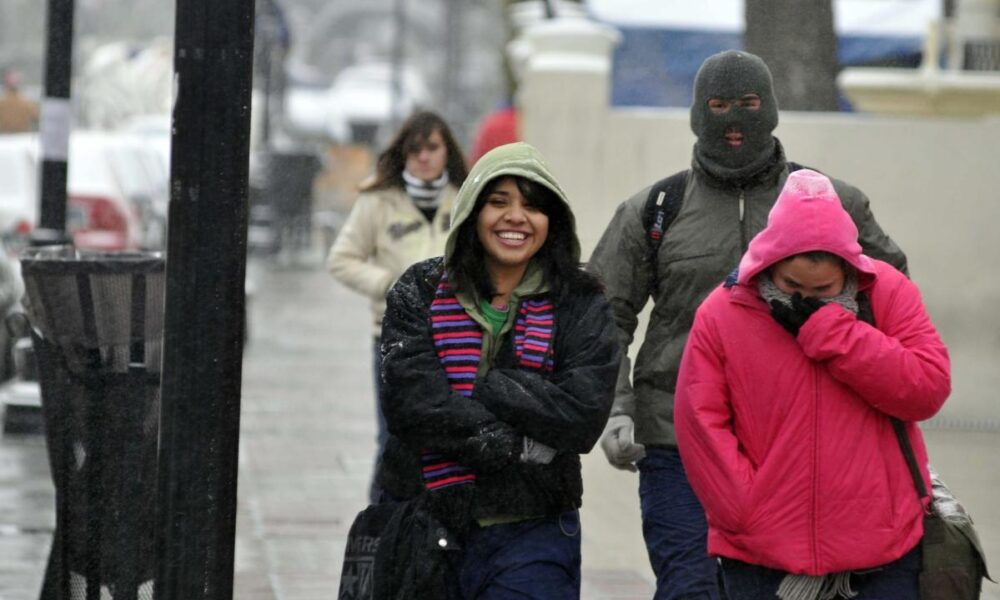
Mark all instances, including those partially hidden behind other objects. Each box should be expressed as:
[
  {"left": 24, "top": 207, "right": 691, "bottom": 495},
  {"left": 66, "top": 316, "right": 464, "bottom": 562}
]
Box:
[{"left": 39, "top": 98, "right": 72, "bottom": 162}]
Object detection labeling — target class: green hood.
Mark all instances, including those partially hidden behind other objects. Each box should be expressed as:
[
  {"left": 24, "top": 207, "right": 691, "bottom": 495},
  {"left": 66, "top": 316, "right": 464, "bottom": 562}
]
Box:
[{"left": 444, "top": 142, "right": 580, "bottom": 265}]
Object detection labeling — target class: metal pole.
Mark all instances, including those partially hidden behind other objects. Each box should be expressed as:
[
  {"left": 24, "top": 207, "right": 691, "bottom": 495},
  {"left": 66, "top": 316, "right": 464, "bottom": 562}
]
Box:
[
  {"left": 260, "top": 36, "right": 272, "bottom": 146},
  {"left": 155, "top": 0, "right": 254, "bottom": 596},
  {"left": 443, "top": 0, "right": 463, "bottom": 129},
  {"left": 37, "top": 0, "right": 75, "bottom": 233},
  {"left": 389, "top": 0, "right": 407, "bottom": 132},
  {"left": 542, "top": 0, "right": 557, "bottom": 19}
]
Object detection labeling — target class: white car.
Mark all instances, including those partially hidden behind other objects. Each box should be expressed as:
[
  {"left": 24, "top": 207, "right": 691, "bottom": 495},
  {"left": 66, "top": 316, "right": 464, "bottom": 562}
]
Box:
[
  {"left": 285, "top": 61, "right": 430, "bottom": 144},
  {"left": 0, "top": 131, "right": 167, "bottom": 254},
  {"left": 0, "top": 135, "right": 38, "bottom": 255}
]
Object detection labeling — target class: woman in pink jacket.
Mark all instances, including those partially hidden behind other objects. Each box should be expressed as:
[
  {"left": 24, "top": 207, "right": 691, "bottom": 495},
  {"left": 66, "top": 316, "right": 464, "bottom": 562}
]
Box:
[{"left": 674, "top": 169, "right": 950, "bottom": 600}]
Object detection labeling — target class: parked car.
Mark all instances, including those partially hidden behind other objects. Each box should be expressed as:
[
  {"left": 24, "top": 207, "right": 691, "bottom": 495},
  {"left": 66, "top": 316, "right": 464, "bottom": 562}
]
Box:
[
  {"left": 0, "top": 135, "right": 41, "bottom": 256},
  {"left": 284, "top": 61, "right": 430, "bottom": 144},
  {"left": 0, "top": 131, "right": 167, "bottom": 254},
  {"left": 68, "top": 131, "right": 167, "bottom": 251}
]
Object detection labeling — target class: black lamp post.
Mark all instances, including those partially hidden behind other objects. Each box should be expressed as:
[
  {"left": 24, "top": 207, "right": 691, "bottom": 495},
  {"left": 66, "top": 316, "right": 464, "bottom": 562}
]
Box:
[{"left": 155, "top": 0, "right": 255, "bottom": 597}]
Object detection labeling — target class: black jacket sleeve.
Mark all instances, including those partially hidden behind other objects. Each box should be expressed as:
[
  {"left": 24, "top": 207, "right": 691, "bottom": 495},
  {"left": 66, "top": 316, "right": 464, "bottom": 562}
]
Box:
[
  {"left": 473, "top": 290, "right": 620, "bottom": 454},
  {"left": 379, "top": 263, "right": 502, "bottom": 455}
]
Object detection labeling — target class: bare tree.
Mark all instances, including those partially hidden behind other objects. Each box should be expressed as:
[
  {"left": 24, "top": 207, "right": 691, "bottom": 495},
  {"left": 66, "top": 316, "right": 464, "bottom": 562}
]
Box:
[{"left": 745, "top": 0, "right": 840, "bottom": 111}]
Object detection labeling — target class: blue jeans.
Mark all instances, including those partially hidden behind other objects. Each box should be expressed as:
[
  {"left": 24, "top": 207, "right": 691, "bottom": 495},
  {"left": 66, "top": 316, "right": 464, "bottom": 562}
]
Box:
[
  {"left": 455, "top": 511, "right": 582, "bottom": 600},
  {"left": 720, "top": 545, "right": 920, "bottom": 600},
  {"left": 639, "top": 447, "right": 722, "bottom": 600}
]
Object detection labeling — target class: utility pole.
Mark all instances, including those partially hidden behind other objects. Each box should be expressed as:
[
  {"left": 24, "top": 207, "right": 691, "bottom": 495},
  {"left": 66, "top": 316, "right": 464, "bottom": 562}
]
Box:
[
  {"left": 389, "top": 0, "right": 407, "bottom": 132},
  {"left": 155, "top": 0, "right": 255, "bottom": 597},
  {"left": 442, "top": 0, "right": 464, "bottom": 129},
  {"left": 37, "top": 0, "right": 74, "bottom": 234}
]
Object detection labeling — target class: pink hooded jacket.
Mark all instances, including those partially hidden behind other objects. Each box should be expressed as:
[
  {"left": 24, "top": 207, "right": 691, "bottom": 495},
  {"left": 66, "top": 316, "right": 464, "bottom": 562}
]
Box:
[{"left": 675, "top": 169, "right": 950, "bottom": 575}]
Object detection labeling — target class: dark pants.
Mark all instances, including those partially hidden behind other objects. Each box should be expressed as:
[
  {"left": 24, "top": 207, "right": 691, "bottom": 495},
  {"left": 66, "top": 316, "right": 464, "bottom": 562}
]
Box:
[
  {"left": 639, "top": 447, "right": 722, "bottom": 600},
  {"left": 454, "top": 511, "right": 582, "bottom": 600},
  {"left": 720, "top": 545, "right": 921, "bottom": 600},
  {"left": 369, "top": 336, "right": 388, "bottom": 504}
]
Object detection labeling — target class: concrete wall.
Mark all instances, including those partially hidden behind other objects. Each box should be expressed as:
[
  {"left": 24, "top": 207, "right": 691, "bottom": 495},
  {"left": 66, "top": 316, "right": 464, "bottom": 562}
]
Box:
[{"left": 518, "top": 20, "right": 1000, "bottom": 426}]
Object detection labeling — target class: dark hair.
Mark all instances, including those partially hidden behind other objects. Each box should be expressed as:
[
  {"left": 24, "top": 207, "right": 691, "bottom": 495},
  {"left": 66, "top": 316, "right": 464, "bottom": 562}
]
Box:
[
  {"left": 361, "top": 111, "right": 468, "bottom": 192},
  {"left": 446, "top": 175, "right": 602, "bottom": 302},
  {"left": 766, "top": 250, "right": 851, "bottom": 281},
  {"left": 781, "top": 250, "right": 847, "bottom": 269}
]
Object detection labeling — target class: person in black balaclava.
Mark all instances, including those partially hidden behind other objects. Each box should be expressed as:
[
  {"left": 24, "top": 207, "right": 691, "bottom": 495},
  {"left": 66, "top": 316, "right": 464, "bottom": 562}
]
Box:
[
  {"left": 690, "top": 50, "right": 778, "bottom": 184},
  {"left": 588, "top": 50, "right": 908, "bottom": 599}
]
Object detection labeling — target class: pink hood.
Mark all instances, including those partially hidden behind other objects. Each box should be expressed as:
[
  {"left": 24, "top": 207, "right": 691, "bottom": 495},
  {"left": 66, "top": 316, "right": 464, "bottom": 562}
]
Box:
[{"left": 736, "top": 169, "right": 877, "bottom": 288}]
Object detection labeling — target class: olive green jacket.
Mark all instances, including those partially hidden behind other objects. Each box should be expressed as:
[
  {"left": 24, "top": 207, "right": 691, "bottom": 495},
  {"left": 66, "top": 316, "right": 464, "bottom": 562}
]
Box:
[{"left": 588, "top": 150, "right": 908, "bottom": 447}]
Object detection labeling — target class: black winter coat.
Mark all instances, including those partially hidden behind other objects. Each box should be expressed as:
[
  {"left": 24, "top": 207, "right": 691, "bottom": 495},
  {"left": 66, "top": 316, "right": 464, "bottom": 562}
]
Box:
[{"left": 378, "top": 258, "right": 620, "bottom": 520}]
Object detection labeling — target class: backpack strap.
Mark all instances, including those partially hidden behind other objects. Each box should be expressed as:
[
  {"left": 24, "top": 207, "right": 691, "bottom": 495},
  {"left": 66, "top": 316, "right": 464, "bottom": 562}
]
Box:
[
  {"left": 641, "top": 162, "right": 807, "bottom": 297},
  {"left": 642, "top": 170, "right": 688, "bottom": 295}
]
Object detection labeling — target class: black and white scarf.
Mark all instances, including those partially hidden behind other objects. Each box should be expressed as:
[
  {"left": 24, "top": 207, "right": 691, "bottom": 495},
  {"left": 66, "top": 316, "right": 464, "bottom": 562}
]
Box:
[{"left": 402, "top": 169, "right": 449, "bottom": 220}]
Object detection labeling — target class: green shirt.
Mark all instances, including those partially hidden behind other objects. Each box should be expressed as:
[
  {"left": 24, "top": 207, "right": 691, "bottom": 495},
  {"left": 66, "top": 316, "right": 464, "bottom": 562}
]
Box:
[
  {"left": 455, "top": 261, "right": 548, "bottom": 377},
  {"left": 479, "top": 300, "right": 511, "bottom": 338}
]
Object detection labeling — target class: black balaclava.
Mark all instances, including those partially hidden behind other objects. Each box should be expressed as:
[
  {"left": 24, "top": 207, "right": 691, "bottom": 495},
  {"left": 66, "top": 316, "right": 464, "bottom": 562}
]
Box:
[{"left": 690, "top": 50, "right": 779, "bottom": 183}]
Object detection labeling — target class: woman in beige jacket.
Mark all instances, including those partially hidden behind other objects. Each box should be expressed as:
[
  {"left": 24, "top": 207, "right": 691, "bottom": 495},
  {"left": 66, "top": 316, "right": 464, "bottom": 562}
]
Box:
[{"left": 327, "top": 110, "right": 467, "bottom": 502}]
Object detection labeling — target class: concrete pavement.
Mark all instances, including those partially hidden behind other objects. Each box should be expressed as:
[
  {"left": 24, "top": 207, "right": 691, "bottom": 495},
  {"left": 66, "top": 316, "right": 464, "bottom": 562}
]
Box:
[{"left": 1, "top": 254, "right": 998, "bottom": 599}]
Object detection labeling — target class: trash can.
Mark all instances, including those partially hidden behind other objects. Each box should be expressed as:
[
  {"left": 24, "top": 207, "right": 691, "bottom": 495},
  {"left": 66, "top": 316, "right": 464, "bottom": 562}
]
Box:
[
  {"left": 20, "top": 247, "right": 165, "bottom": 600},
  {"left": 254, "top": 150, "right": 321, "bottom": 255}
]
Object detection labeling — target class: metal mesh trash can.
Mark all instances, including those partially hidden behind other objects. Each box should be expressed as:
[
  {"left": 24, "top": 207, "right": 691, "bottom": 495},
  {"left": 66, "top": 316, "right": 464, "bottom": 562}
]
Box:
[{"left": 20, "top": 247, "right": 165, "bottom": 600}]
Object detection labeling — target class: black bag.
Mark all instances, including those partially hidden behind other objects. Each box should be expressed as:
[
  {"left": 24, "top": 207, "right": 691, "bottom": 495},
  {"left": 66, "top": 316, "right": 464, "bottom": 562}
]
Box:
[
  {"left": 337, "top": 495, "right": 463, "bottom": 600},
  {"left": 859, "top": 292, "right": 992, "bottom": 598},
  {"left": 338, "top": 502, "right": 399, "bottom": 600},
  {"left": 372, "top": 494, "right": 463, "bottom": 600},
  {"left": 890, "top": 420, "right": 994, "bottom": 599},
  {"left": 920, "top": 508, "right": 991, "bottom": 598}
]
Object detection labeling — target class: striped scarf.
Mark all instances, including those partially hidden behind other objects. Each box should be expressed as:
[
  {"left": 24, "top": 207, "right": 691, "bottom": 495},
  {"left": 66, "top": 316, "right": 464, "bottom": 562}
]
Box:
[
  {"left": 402, "top": 169, "right": 449, "bottom": 211},
  {"left": 421, "top": 272, "right": 555, "bottom": 491}
]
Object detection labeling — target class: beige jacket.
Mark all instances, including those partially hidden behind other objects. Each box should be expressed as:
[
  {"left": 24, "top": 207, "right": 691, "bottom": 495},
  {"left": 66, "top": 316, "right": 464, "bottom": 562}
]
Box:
[{"left": 327, "top": 184, "right": 458, "bottom": 333}]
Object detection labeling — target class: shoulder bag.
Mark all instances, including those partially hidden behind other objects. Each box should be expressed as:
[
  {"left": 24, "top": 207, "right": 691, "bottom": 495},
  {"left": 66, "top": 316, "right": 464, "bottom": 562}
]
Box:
[{"left": 891, "top": 419, "right": 993, "bottom": 599}]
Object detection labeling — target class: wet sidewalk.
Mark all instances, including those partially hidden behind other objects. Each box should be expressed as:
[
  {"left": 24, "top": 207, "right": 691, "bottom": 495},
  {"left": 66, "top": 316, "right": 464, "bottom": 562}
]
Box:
[{"left": 1, "top": 257, "right": 998, "bottom": 599}]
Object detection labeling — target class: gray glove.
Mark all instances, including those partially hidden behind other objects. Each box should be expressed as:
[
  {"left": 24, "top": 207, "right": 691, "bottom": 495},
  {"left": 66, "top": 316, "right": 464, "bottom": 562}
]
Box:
[
  {"left": 600, "top": 415, "right": 646, "bottom": 472},
  {"left": 520, "top": 436, "right": 557, "bottom": 465}
]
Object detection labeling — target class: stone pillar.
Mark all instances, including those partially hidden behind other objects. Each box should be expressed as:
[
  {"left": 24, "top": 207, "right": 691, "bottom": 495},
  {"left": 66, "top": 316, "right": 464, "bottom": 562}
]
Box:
[{"left": 516, "top": 15, "right": 620, "bottom": 256}]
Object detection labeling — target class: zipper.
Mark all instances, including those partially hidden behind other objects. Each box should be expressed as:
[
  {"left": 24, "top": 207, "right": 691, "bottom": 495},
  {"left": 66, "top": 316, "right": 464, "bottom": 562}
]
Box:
[
  {"left": 811, "top": 366, "right": 820, "bottom": 573},
  {"left": 738, "top": 189, "right": 747, "bottom": 251}
]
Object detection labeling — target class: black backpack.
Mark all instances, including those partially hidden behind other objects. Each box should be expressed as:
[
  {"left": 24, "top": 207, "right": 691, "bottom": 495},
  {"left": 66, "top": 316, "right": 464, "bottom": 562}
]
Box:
[{"left": 641, "top": 162, "right": 806, "bottom": 294}]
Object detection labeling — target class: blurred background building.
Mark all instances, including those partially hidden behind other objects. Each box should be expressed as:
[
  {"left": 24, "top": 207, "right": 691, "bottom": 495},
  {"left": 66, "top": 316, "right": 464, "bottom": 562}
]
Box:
[
  {"left": 3, "top": 0, "right": 995, "bottom": 235},
  {"left": 1, "top": 1, "right": 1000, "bottom": 598}
]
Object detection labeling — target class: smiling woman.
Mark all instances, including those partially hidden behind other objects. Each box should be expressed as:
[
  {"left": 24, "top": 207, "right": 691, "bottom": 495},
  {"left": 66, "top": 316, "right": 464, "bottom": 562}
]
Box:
[
  {"left": 372, "top": 142, "right": 620, "bottom": 598},
  {"left": 474, "top": 177, "right": 550, "bottom": 306}
]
